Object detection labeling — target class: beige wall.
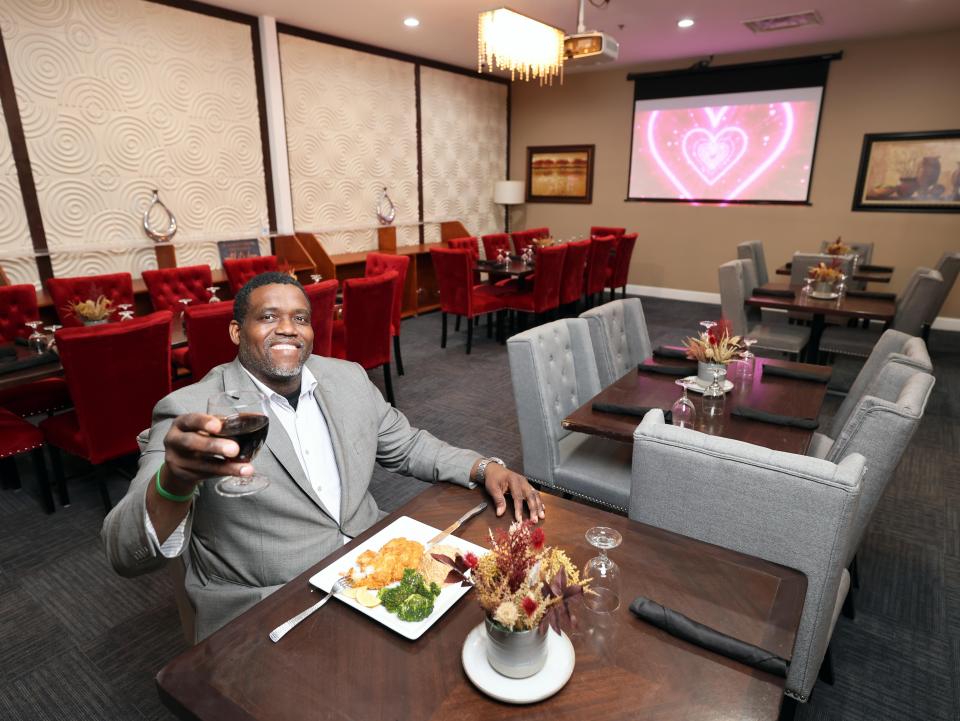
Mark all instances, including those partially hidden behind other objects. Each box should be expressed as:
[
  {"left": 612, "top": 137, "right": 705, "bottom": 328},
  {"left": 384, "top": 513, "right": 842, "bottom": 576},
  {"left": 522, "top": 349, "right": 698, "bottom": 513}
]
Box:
[{"left": 510, "top": 29, "right": 960, "bottom": 319}]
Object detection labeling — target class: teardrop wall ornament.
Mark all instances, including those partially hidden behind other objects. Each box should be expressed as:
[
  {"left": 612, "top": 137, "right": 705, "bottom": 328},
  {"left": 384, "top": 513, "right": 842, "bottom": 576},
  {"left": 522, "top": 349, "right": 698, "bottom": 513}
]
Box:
[
  {"left": 376, "top": 186, "right": 396, "bottom": 225},
  {"left": 143, "top": 189, "right": 178, "bottom": 243}
]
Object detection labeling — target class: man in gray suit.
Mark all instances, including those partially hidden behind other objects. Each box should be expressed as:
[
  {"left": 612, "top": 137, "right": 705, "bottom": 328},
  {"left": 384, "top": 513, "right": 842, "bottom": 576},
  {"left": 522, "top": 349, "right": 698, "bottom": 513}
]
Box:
[{"left": 102, "top": 273, "right": 543, "bottom": 642}]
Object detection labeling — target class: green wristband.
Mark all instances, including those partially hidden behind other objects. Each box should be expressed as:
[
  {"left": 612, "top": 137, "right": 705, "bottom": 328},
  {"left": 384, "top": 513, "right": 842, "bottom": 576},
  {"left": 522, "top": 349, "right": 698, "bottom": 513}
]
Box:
[{"left": 155, "top": 464, "right": 195, "bottom": 503}]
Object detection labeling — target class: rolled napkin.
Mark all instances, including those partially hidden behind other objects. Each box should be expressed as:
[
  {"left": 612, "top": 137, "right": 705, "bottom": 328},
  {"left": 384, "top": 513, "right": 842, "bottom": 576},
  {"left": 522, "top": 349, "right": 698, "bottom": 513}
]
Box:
[
  {"left": 761, "top": 364, "right": 831, "bottom": 383},
  {"left": 752, "top": 288, "right": 794, "bottom": 298},
  {"left": 637, "top": 363, "right": 697, "bottom": 376},
  {"left": 653, "top": 346, "right": 688, "bottom": 359},
  {"left": 0, "top": 351, "right": 58, "bottom": 372},
  {"left": 784, "top": 262, "right": 792, "bottom": 270},
  {"left": 859, "top": 264, "right": 894, "bottom": 273},
  {"left": 593, "top": 403, "right": 673, "bottom": 424},
  {"left": 0, "top": 344, "right": 15, "bottom": 359},
  {"left": 843, "top": 290, "right": 896, "bottom": 300},
  {"left": 630, "top": 596, "right": 788, "bottom": 678},
  {"left": 732, "top": 405, "right": 818, "bottom": 429}
]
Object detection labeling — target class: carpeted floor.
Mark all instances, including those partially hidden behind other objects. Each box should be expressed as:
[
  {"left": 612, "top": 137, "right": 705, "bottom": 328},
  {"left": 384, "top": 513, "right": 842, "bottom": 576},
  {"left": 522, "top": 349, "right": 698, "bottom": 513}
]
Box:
[{"left": 1, "top": 296, "right": 957, "bottom": 720}]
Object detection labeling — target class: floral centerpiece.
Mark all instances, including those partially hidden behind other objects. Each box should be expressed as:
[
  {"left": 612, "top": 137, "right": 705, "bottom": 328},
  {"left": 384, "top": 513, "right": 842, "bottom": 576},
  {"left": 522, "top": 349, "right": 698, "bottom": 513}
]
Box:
[
  {"left": 436, "top": 521, "right": 588, "bottom": 678},
  {"left": 825, "top": 236, "right": 852, "bottom": 256},
  {"left": 682, "top": 320, "right": 745, "bottom": 384},
  {"left": 65, "top": 295, "right": 114, "bottom": 325}
]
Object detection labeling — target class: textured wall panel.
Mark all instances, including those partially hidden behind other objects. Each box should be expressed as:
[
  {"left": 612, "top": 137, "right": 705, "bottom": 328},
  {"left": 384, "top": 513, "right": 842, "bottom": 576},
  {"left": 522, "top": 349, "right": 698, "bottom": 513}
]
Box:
[
  {"left": 0, "top": 0, "right": 268, "bottom": 278},
  {"left": 421, "top": 68, "right": 507, "bottom": 250},
  {"left": 280, "top": 34, "right": 419, "bottom": 254},
  {"left": 0, "top": 84, "right": 37, "bottom": 286}
]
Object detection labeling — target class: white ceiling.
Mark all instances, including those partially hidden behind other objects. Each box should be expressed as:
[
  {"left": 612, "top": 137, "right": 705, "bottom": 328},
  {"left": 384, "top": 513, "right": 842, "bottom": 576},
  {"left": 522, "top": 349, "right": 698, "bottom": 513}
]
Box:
[{"left": 206, "top": 0, "right": 960, "bottom": 72}]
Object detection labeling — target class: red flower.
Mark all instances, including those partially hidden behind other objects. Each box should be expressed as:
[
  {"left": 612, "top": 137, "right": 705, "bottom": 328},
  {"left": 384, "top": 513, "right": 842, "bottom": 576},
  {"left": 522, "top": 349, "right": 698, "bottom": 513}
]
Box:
[
  {"left": 464, "top": 552, "right": 479, "bottom": 569},
  {"left": 530, "top": 527, "right": 545, "bottom": 550},
  {"left": 521, "top": 596, "right": 539, "bottom": 617}
]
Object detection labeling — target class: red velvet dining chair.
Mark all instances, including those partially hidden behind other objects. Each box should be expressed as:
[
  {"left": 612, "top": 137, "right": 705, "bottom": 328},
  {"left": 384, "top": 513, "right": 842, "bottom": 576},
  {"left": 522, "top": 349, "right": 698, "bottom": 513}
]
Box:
[
  {"left": 590, "top": 226, "right": 625, "bottom": 239},
  {"left": 481, "top": 233, "right": 511, "bottom": 261},
  {"left": 303, "top": 279, "right": 338, "bottom": 357},
  {"left": 559, "top": 239, "right": 592, "bottom": 312},
  {"left": 223, "top": 256, "right": 278, "bottom": 295},
  {"left": 331, "top": 273, "right": 397, "bottom": 405},
  {"left": 447, "top": 237, "right": 480, "bottom": 263},
  {"left": 46, "top": 272, "right": 135, "bottom": 328},
  {"left": 143, "top": 264, "right": 215, "bottom": 374},
  {"left": 182, "top": 301, "right": 237, "bottom": 382},
  {"left": 605, "top": 232, "right": 637, "bottom": 302},
  {"left": 0, "top": 284, "right": 72, "bottom": 417},
  {"left": 364, "top": 252, "right": 411, "bottom": 376},
  {"left": 0, "top": 408, "right": 55, "bottom": 513},
  {"left": 499, "top": 244, "right": 568, "bottom": 323},
  {"left": 430, "top": 248, "right": 507, "bottom": 354},
  {"left": 510, "top": 228, "right": 550, "bottom": 255},
  {"left": 584, "top": 235, "right": 616, "bottom": 307},
  {"left": 39, "top": 311, "right": 173, "bottom": 512}
]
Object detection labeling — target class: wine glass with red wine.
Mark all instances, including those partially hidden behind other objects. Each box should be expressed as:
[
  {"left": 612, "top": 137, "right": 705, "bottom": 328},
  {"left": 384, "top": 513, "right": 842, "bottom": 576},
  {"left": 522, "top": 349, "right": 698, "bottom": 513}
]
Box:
[{"left": 206, "top": 390, "right": 271, "bottom": 497}]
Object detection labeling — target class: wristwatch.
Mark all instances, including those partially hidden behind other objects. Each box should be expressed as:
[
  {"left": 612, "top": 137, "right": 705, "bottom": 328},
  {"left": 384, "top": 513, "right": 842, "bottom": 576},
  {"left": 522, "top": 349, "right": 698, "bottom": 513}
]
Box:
[{"left": 475, "top": 456, "right": 506, "bottom": 484}]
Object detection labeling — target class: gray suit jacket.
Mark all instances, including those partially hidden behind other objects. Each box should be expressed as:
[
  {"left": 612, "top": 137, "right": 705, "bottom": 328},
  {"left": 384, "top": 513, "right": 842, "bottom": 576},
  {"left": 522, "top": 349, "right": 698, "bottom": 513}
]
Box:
[{"left": 101, "top": 356, "right": 479, "bottom": 642}]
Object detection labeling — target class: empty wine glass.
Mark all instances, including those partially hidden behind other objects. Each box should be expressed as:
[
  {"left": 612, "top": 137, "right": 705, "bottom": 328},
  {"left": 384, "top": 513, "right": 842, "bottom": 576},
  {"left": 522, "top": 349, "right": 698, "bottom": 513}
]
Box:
[
  {"left": 25, "top": 321, "right": 46, "bottom": 354},
  {"left": 701, "top": 368, "right": 726, "bottom": 421},
  {"left": 801, "top": 276, "right": 814, "bottom": 296},
  {"left": 699, "top": 320, "right": 717, "bottom": 333},
  {"left": 671, "top": 379, "right": 697, "bottom": 428},
  {"left": 583, "top": 526, "right": 622, "bottom": 613},
  {"left": 118, "top": 303, "right": 134, "bottom": 321},
  {"left": 836, "top": 273, "right": 848, "bottom": 298},
  {"left": 734, "top": 338, "right": 758, "bottom": 380},
  {"left": 44, "top": 325, "right": 62, "bottom": 353},
  {"left": 177, "top": 298, "right": 193, "bottom": 313},
  {"left": 309, "top": 274, "right": 323, "bottom": 284},
  {"left": 206, "top": 286, "right": 221, "bottom": 303},
  {"left": 206, "top": 390, "right": 272, "bottom": 497}
]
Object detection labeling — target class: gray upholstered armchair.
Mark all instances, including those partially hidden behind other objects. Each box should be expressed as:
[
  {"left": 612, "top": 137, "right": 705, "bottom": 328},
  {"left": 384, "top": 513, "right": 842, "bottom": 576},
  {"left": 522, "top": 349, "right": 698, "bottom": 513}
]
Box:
[
  {"left": 629, "top": 411, "right": 864, "bottom": 704},
  {"left": 507, "top": 318, "right": 633, "bottom": 511},
  {"left": 579, "top": 298, "right": 653, "bottom": 388}
]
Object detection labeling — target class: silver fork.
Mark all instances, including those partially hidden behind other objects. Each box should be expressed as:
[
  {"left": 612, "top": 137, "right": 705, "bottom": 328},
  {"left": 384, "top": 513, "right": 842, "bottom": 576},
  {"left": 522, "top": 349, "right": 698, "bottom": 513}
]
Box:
[{"left": 269, "top": 576, "right": 353, "bottom": 643}]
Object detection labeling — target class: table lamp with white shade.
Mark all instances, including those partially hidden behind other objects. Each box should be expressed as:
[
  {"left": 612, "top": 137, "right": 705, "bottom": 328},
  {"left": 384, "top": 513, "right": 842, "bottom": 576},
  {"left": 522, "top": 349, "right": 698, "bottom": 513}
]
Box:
[{"left": 494, "top": 180, "right": 524, "bottom": 232}]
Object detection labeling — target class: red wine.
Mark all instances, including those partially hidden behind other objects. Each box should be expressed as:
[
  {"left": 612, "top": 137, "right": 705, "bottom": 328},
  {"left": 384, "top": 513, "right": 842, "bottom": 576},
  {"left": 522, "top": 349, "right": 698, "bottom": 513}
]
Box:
[{"left": 212, "top": 413, "right": 269, "bottom": 462}]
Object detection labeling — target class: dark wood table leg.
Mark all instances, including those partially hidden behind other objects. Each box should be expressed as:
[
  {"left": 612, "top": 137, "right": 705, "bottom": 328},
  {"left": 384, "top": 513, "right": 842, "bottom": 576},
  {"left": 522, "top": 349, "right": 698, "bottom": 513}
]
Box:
[{"left": 806, "top": 312, "right": 826, "bottom": 363}]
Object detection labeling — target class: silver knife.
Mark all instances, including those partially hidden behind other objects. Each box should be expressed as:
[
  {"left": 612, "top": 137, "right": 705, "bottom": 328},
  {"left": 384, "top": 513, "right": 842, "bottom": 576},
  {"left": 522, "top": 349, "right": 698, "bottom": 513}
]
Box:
[{"left": 427, "top": 501, "right": 488, "bottom": 545}]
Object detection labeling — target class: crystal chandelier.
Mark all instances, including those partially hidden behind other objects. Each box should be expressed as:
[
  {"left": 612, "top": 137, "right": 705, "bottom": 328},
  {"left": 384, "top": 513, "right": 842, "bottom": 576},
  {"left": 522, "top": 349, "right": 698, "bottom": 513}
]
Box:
[{"left": 478, "top": 8, "right": 565, "bottom": 85}]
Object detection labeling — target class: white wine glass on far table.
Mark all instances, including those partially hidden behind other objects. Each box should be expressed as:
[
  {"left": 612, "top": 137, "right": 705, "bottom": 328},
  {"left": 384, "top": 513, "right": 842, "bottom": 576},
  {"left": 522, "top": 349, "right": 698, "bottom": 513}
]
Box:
[
  {"left": 25, "top": 321, "right": 46, "bottom": 354},
  {"left": 309, "top": 274, "right": 323, "bottom": 285},
  {"left": 583, "top": 526, "right": 622, "bottom": 613},
  {"left": 699, "top": 320, "right": 717, "bottom": 333},
  {"left": 671, "top": 379, "right": 697, "bottom": 429},
  {"left": 206, "top": 390, "right": 272, "bottom": 497},
  {"left": 43, "top": 325, "right": 62, "bottom": 353},
  {"left": 206, "top": 286, "right": 221, "bottom": 303}
]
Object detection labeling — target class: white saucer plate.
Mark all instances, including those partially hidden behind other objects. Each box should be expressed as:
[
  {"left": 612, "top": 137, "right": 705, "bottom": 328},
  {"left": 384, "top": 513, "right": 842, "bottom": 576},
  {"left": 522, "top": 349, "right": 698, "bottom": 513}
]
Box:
[
  {"left": 809, "top": 290, "right": 840, "bottom": 300},
  {"left": 682, "top": 376, "right": 734, "bottom": 394},
  {"left": 461, "top": 623, "right": 575, "bottom": 704}
]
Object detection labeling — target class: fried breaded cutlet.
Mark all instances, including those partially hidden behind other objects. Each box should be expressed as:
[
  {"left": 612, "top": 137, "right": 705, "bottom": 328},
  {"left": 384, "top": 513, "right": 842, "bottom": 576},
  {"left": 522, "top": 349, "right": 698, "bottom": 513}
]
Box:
[{"left": 349, "top": 537, "right": 425, "bottom": 589}]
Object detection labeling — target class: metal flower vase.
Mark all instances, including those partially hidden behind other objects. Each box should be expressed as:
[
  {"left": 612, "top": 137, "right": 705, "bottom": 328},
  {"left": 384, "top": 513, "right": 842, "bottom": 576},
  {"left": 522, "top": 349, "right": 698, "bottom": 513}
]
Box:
[
  {"left": 697, "top": 361, "right": 726, "bottom": 386},
  {"left": 484, "top": 616, "right": 548, "bottom": 678}
]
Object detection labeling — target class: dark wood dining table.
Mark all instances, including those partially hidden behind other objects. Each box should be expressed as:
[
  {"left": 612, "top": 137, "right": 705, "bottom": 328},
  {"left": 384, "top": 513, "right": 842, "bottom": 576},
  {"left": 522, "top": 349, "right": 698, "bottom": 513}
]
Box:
[
  {"left": 475, "top": 257, "right": 535, "bottom": 287},
  {"left": 746, "top": 282, "right": 896, "bottom": 362},
  {"left": 563, "top": 355, "right": 830, "bottom": 455},
  {"left": 774, "top": 264, "right": 893, "bottom": 284},
  {"left": 156, "top": 483, "right": 805, "bottom": 721}
]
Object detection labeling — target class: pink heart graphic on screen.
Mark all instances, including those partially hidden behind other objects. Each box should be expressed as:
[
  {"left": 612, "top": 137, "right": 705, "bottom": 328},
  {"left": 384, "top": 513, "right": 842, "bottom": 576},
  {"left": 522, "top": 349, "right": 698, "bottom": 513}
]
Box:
[
  {"left": 645, "top": 104, "right": 795, "bottom": 200},
  {"left": 681, "top": 127, "right": 748, "bottom": 185}
]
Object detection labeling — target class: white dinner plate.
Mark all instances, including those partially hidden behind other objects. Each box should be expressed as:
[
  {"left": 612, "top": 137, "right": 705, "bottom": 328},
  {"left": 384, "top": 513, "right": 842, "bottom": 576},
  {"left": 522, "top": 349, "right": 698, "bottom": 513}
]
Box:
[
  {"left": 308, "top": 515, "right": 485, "bottom": 640},
  {"left": 461, "top": 623, "right": 575, "bottom": 704},
  {"left": 809, "top": 290, "right": 840, "bottom": 300},
  {"left": 681, "top": 376, "right": 735, "bottom": 394}
]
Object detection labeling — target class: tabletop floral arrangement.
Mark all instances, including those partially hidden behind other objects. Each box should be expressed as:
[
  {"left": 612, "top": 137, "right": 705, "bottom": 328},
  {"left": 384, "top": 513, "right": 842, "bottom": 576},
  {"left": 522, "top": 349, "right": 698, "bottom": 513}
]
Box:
[
  {"left": 807, "top": 261, "right": 845, "bottom": 283},
  {"left": 65, "top": 295, "right": 114, "bottom": 324},
  {"left": 435, "top": 520, "right": 588, "bottom": 636},
  {"left": 825, "top": 237, "right": 852, "bottom": 256},
  {"left": 682, "top": 320, "right": 745, "bottom": 365}
]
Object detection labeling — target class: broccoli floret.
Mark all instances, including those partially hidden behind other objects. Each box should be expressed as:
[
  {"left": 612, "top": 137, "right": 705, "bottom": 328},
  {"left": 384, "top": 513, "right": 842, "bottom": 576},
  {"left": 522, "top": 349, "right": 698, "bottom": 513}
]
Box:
[
  {"left": 378, "top": 585, "right": 407, "bottom": 612},
  {"left": 397, "top": 593, "right": 434, "bottom": 622}
]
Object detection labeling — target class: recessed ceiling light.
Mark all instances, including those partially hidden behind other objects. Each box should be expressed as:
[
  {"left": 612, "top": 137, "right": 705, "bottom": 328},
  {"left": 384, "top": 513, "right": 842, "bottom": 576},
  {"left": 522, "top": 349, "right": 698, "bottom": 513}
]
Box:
[
  {"left": 403, "top": 17, "right": 420, "bottom": 28},
  {"left": 677, "top": 18, "right": 695, "bottom": 29}
]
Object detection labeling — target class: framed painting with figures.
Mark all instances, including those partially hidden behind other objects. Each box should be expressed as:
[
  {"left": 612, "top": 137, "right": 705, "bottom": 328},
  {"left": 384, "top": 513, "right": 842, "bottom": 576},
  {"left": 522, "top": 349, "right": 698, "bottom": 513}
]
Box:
[
  {"left": 852, "top": 130, "right": 960, "bottom": 213},
  {"left": 526, "top": 145, "right": 595, "bottom": 203}
]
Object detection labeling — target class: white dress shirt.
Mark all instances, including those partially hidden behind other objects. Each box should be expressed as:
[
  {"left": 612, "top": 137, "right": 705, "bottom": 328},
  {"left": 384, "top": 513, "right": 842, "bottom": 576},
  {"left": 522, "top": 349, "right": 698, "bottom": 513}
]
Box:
[{"left": 146, "top": 365, "right": 344, "bottom": 557}]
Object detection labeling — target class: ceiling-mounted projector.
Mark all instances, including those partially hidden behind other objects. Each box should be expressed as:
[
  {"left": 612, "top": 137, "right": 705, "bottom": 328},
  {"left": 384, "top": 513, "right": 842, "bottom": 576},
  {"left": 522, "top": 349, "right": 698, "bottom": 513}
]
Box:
[{"left": 564, "top": 32, "right": 619, "bottom": 64}]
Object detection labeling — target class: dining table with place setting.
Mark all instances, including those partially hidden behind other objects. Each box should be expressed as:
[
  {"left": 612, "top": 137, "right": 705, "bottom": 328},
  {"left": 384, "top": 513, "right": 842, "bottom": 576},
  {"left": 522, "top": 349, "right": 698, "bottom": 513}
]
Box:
[{"left": 155, "top": 482, "right": 806, "bottom": 721}]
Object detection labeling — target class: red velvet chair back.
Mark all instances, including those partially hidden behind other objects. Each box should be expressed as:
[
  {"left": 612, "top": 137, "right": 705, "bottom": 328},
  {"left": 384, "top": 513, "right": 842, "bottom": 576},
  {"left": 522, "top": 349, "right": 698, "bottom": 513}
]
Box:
[
  {"left": 585, "top": 236, "right": 616, "bottom": 295},
  {"left": 0, "top": 284, "right": 39, "bottom": 342},
  {"left": 608, "top": 232, "right": 638, "bottom": 288},
  {"left": 223, "top": 256, "right": 279, "bottom": 294},
  {"left": 528, "top": 244, "right": 567, "bottom": 313},
  {"left": 338, "top": 272, "right": 396, "bottom": 369},
  {"left": 447, "top": 237, "right": 480, "bottom": 263},
  {"left": 142, "top": 265, "right": 213, "bottom": 311},
  {"left": 481, "top": 233, "right": 510, "bottom": 260},
  {"left": 590, "top": 226, "right": 625, "bottom": 239},
  {"left": 364, "top": 252, "right": 410, "bottom": 337},
  {"left": 46, "top": 273, "right": 135, "bottom": 328},
  {"left": 430, "top": 248, "right": 477, "bottom": 317},
  {"left": 559, "top": 240, "right": 591, "bottom": 305},
  {"left": 183, "top": 301, "right": 238, "bottom": 381},
  {"left": 303, "top": 279, "right": 338, "bottom": 357},
  {"left": 55, "top": 311, "right": 172, "bottom": 464},
  {"left": 510, "top": 228, "right": 550, "bottom": 255}
]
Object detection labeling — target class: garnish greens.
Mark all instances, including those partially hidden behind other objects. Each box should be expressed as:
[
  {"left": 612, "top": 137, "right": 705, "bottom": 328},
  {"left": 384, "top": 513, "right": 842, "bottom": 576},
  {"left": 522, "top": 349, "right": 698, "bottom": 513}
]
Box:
[{"left": 378, "top": 568, "right": 442, "bottom": 622}]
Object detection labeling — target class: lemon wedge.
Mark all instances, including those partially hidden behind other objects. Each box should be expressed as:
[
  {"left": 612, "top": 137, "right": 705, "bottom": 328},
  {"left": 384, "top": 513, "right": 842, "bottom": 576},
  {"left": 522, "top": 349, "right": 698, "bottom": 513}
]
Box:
[
  {"left": 356, "top": 588, "right": 381, "bottom": 608},
  {"left": 340, "top": 583, "right": 359, "bottom": 599}
]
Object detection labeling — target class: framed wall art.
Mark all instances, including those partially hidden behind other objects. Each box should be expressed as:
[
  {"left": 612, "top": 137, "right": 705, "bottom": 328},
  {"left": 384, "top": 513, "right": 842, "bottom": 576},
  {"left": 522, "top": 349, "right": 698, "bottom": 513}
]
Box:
[
  {"left": 526, "top": 145, "right": 595, "bottom": 203},
  {"left": 852, "top": 130, "right": 960, "bottom": 213}
]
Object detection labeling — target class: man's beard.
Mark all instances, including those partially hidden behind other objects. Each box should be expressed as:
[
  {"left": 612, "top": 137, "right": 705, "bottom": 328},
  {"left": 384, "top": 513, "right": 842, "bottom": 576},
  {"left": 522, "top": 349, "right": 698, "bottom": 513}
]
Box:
[{"left": 238, "top": 342, "right": 308, "bottom": 380}]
